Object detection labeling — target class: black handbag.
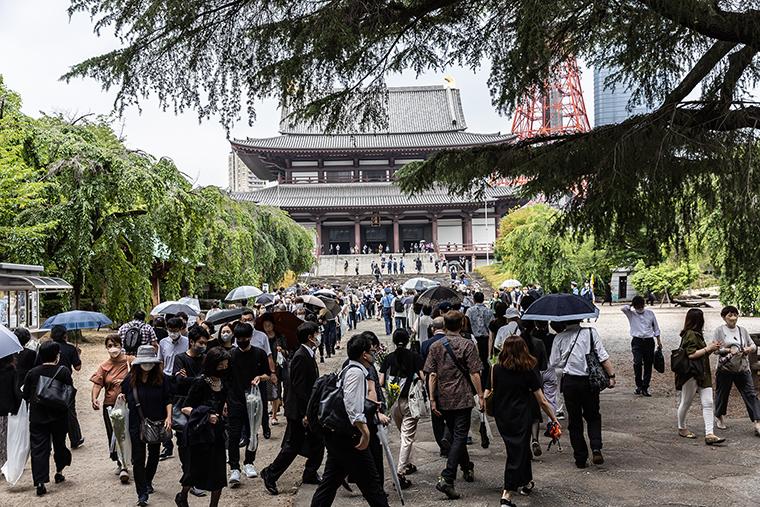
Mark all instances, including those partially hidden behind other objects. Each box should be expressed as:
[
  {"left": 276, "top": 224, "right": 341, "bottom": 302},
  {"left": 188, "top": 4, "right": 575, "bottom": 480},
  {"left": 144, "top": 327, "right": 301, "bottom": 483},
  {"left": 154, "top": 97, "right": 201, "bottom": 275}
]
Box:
[
  {"left": 34, "top": 366, "right": 73, "bottom": 411},
  {"left": 172, "top": 395, "right": 188, "bottom": 432},
  {"left": 586, "top": 330, "right": 610, "bottom": 392},
  {"left": 653, "top": 348, "right": 665, "bottom": 374},
  {"left": 132, "top": 384, "right": 172, "bottom": 444}
]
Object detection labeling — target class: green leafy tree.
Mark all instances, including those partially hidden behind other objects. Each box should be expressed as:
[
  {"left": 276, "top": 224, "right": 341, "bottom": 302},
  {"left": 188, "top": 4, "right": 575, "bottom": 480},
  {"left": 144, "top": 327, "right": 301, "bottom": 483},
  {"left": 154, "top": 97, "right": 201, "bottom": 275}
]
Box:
[
  {"left": 63, "top": 0, "right": 760, "bottom": 306},
  {"left": 630, "top": 260, "right": 699, "bottom": 300}
]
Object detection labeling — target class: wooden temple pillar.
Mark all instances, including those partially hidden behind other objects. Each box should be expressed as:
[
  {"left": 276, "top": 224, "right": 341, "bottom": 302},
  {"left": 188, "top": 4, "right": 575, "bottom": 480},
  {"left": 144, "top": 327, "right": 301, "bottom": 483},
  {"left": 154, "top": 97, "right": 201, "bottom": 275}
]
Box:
[
  {"left": 354, "top": 218, "right": 361, "bottom": 251},
  {"left": 431, "top": 214, "right": 439, "bottom": 248},
  {"left": 315, "top": 216, "right": 323, "bottom": 255},
  {"left": 393, "top": 215, "right": 400, "bottom": 253},
  {"left": 462, "top": 212, "right": 473, "bottom": 248}
]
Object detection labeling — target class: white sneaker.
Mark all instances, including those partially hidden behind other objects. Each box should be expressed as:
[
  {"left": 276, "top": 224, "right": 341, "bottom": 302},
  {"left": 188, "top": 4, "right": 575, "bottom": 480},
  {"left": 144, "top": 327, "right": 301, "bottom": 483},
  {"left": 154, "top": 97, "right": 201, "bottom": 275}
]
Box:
[
  {"left": 244, "top": 464, "right": 258, "bottom": 478},
  {"left": 229, "top": 469, "right": 241, "bottom": 488}
]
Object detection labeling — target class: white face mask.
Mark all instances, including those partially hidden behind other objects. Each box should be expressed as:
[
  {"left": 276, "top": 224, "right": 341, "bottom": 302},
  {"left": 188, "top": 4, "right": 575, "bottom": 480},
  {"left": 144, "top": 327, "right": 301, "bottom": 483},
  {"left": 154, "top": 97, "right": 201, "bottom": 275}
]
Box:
[
  {"left": 313, "top": 334, "right": 322, "bottom": 348},
  {"left": 221, "top": 332, "right": 233, "bottom": 342},
  {"left": 140, "top": 363, "right": 155, "bottom": 371},
  {"left": 169, "top": 332, "right": 181, "bottom": 341},
  {"left": 107, "top": 347, "right": 121, "bottom": 358}
]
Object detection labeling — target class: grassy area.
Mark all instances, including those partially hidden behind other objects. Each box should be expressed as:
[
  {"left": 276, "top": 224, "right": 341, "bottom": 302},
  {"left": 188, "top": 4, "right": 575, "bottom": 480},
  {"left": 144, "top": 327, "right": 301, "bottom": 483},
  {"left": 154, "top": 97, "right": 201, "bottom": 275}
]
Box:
[{"left": 476, "top": 264, "right": 512, "bottom": 291}]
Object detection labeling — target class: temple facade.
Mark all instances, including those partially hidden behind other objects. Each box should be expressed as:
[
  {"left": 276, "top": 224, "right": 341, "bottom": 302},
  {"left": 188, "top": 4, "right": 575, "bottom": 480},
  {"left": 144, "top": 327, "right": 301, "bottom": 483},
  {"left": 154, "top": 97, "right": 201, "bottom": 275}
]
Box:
[{"left": 230, "top": 85, "right": 520, "bottom": 261}]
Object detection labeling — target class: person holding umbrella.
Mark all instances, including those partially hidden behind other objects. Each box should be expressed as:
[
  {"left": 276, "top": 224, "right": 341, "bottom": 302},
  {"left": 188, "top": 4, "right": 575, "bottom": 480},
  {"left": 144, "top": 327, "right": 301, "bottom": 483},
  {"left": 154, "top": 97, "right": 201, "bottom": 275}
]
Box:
[
  {"left": 0, "top": 332, "right": 22, "bottom": 470},
  {"left": 47, "top": 325, "right": 84, "bottom": 449},
  {"left": 548, "top": 320, "right": 616, "bottom": 468}
]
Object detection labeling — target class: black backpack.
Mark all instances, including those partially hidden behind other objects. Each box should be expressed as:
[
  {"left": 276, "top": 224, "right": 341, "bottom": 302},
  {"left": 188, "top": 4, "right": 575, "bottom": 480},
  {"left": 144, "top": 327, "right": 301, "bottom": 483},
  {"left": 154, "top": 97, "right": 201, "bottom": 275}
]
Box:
[
  {"left": 123, "top": 324, "right": 144, "bottom": 354},
  {"left": 306, "top": 365, "right": 361, "bottom": 437},
  {"left": 394, "top": 297, "right": 405, "bottom": 314}
]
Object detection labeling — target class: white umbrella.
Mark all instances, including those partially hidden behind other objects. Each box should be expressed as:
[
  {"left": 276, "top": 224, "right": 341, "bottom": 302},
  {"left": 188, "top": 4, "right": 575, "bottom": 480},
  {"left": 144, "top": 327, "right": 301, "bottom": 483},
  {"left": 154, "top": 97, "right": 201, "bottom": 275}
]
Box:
[
  {"left": 500, "top": 279, "right": 522, "bottom": 289},
  {"left": 178, "top": 297, "right": 201, "bottom": 311},
  {"left": 151, "top": 301, "right": 199, "bottom": 317},
  {"left": 402, "top": 277, "right": 440, "bottom": 291},
  {"left": 0, "top": 324, "right": 23, "bottom": 360},
  {"left": 225, "top": 286, "right": 263, "bottom": 301}
]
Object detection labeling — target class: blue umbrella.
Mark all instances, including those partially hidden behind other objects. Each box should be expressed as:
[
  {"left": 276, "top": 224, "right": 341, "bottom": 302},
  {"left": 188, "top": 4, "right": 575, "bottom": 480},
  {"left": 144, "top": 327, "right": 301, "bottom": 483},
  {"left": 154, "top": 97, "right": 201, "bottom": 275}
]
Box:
[
  {"left": 521, "top": 293, "right": 599, "bottom": 322},
  {"left": 43, "top": 310, "right": 113, "bottom": 330}
]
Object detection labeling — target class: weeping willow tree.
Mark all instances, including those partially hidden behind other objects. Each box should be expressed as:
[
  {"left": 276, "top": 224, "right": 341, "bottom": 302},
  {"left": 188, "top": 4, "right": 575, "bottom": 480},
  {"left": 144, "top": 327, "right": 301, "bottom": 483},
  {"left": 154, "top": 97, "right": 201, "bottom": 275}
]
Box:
[{"left": 64, "top": 0, "right": 760, "bottom": 310}]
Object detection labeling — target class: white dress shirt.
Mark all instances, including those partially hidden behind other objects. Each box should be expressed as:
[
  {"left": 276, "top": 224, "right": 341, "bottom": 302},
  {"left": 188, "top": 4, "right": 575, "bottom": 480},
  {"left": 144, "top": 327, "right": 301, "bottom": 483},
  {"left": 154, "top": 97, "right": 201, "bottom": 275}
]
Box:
[
  {"left": 550, "top": 325, "right": 610, "bottom": 376},
  {"left": 158, "top": 335, "right": 189, "bottom": 375},
  {"left": 621, "top": 306, "right": 661, "bottom": 338},
  {"left": 494, "top": 321, "right": 521, "bottom": 351},
  {"left": 250, "top": 329, "right": 272, "bottom": 355},
  {"left": 342, "top": 360, "right": 369, "bottom": 425}
]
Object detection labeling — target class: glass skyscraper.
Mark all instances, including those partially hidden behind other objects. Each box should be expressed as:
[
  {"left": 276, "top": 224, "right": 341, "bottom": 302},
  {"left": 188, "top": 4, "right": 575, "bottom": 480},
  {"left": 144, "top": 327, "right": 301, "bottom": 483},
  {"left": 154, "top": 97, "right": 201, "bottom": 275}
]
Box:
[{"left": 593, "top": 67, "right": 650, "bottom": 126}]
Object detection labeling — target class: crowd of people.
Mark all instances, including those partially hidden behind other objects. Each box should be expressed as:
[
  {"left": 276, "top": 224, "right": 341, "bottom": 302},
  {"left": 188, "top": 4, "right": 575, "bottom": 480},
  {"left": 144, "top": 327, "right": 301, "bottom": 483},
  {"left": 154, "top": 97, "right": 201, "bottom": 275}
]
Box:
[{"left": 0, "top": 281, "right": 758, "bottom": 507}]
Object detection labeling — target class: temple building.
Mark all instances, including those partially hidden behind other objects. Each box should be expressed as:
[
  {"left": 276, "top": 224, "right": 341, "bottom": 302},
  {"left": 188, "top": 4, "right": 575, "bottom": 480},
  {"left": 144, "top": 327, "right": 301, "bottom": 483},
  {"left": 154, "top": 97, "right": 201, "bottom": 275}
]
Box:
[{"left": 230, "top": 84, "right": 520, "bottom": 261}]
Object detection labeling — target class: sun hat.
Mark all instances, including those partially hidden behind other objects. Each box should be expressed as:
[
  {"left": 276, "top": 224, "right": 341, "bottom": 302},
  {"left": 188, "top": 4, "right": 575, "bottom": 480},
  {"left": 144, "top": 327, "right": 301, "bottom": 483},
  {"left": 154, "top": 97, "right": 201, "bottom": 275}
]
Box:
[
  {"left": 504, "top": 307, "right": 520, "bottom": 319},
  {"left": 131, "top": 345, "right": 161, "bottom": 365}
]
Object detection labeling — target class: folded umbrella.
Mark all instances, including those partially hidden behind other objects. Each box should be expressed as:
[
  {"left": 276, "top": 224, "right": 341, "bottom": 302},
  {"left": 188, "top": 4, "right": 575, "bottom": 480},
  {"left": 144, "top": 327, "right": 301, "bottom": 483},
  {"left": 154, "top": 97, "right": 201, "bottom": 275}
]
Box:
[
  {"left": 246, "top": 386, "right": 264, "bottom": 452},
  {"left": 0, "top": 324, "right": 22, "bottom": 360},
  {"left": 255, "top": 311, "right": 303, "bottom": 351},
  {"left": 402, "top": 277, "right": 440, "bottom": 292},
  {"left": 521, "top": 293, "right": 599, "bottom": 322},
  {"left": 376, "top": 424, "right": 405, "bottom": 505},
  {"left": 205, "top": 307, "right": 248, "bottom": 326},
  {"left": 42, "top": 310, "right": 113, "bottom": 331},
  {"left": 416, "top": 286, "right": 463, "bottom": 308},
  {"left": 226, "top": 285, "right": 263, "bottom": 301}
]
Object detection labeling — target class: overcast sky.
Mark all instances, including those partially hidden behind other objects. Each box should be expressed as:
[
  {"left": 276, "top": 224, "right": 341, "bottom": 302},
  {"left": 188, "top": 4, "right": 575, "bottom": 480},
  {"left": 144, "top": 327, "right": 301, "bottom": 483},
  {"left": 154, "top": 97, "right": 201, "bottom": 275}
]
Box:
[{"left": 0, "top": 0, "right": 595, "bottom": 187}]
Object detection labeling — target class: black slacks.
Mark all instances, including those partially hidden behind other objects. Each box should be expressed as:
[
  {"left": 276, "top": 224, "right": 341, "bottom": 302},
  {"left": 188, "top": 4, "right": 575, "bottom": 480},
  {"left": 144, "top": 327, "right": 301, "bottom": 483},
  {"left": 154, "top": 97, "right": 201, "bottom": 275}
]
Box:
[
  {"left": 227, "top": 404, "right": 256, "bottom": 469},
  {"left": 130, "top": 430, "right": 160, "bottom": 498},
  {"left": 440, "top": 408, "right": 472, "bottom": 483},
  {"left": 714, "top": 369, "right": 760, "bottom": 420},
  {"left": 631, "top": 337, "right": 655, "bottom": 390},
  {"left": 562, "top": 375, "right": 602, "bottom": 464},
  {"left": 267, "top": 417, "right": 324, "bottom": 481},
  {"left": 30, "top": 420, "right": 71, "bottom": 485},
  {"left": 310, "top": 434, "right": 389, "bottom": 507},
  {"left": 67, "top": 389, "right": 82, "bottom": 446}
]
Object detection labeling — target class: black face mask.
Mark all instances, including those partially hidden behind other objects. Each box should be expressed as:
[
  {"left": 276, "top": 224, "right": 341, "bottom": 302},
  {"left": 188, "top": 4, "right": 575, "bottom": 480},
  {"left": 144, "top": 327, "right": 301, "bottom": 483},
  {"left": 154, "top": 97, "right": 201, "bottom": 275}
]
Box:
[{"left": 237, "top": 340, "right": 250, "bottom": 349}]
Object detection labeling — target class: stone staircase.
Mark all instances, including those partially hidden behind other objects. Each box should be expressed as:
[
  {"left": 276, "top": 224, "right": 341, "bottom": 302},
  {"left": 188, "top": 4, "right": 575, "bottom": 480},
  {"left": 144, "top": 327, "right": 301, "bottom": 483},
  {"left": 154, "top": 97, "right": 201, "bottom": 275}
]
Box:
[
  {"left": 300, "top": 266, "right": 492, "bottom": 291},
  {"left": 312, "top": 253, "right": 460, "bottom": 277}
]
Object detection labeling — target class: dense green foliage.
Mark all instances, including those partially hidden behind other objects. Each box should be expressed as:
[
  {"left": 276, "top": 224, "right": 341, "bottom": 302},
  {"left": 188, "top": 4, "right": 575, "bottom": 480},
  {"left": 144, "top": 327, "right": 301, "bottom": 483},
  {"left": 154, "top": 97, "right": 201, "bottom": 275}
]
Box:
[
  {"left": 630, "top": 260, "right": 699, "bottom": 300},
  {"left": 62, "top": 0, "right": 760, "bottom": 311},
  {"left": 0, "top": 78, "right": 312, "bottom": 322},
  {"left": 494, "top": 205, "right": 631, "bottom": 293}
]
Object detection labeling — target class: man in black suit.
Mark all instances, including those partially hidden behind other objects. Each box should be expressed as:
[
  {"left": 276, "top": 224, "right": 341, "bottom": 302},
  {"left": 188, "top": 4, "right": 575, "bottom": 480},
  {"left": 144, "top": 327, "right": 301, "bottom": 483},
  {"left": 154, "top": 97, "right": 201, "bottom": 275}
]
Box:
[{"left": 260, "top": 321, "right": 324, "bottom": 495}]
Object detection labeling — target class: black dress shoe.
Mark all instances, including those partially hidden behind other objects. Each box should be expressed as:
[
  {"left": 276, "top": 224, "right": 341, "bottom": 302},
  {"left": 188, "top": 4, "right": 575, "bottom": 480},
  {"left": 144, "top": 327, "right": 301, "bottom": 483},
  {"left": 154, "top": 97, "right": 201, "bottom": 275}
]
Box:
[
  {"left": 54, "top": 473, "right": 65, "bottom": 483},
  {"left": 71, "top": 438, "right": 85, "bottom": 449},
  {"left": 137, "top": 495, "right": 149, "bottom": 506},
  {"left": 159, "top": 450, "right": 173, "bottom": 461},
  {"left": 263, "top": 428, "right": 271, "bottom": 439},
  {"left": 260, "top": 467, "right": 278, "bottom": 495},
  {"left": 147, "top": 484, "right": 155, "bottom": 494},
  {"left": 642, "top": 389, "right": 652, "bottom": 397},
  {"left": 36, "top": 484, "right": 47, "bottom": 496},
  {"left": 575, "top": 460, "right": 589, "bottom": 469},
  {"left": 634, "top": 388, "right": 642, "bottom": 395},
  {"left": 592, "top": 450, "right": 604, "bottom": 465},
  {"left": 174, "top": 492, "right": 190, "bottom": 507}
]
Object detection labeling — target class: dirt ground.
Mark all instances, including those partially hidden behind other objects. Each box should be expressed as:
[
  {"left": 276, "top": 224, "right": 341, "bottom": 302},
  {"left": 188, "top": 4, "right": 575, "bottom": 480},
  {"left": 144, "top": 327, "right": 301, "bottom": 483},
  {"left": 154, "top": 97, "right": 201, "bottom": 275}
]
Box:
[{"left": 3, "top": 301, "right": 760, "bottom": 506}]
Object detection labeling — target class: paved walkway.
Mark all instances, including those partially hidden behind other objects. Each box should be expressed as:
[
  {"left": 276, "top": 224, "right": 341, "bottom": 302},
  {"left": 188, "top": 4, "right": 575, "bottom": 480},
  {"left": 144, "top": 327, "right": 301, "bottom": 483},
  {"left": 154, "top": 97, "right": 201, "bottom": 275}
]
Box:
[{"left": 294, "top": 303, "right": 760, "bottom": 507}]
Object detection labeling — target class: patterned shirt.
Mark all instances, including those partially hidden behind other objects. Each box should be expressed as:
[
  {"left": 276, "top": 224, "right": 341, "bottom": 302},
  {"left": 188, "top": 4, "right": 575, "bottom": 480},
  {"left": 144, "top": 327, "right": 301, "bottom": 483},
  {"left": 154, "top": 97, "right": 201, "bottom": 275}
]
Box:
[
  {"left": 118, "top": 320, "right": 157, "bottom": 347},
  {"left": 465, "top": 303, "right": 494, "bottom": 337},
  {"left": 424, "top": 334, "right": 483, "bottom": 411}
]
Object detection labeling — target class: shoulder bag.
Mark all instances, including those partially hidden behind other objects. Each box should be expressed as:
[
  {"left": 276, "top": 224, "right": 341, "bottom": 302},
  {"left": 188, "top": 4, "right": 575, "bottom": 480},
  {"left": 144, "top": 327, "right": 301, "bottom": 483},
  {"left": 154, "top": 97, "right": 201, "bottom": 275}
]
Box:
[
  {"left": 132, "top": 383, "right": 172, "bottom": 444},
  {"left": 585, "top": 330, "right": 610, "bottom": 392},
  {"left": 441, "top": 337, "right": 477, "bottom": 395},
  {"left": 34, "top": 366, "right": 73, "bottom": 411},
  {"left": 718, "top": 327, "right": 749, "bottom": 374},
  {"left": 670, "top": 335, "right": 691, "bottom": 376},
  {"left": 556, "top": 328, "right": 583, "bottom": 369},
  {"left": 484, "top": 366, "right": 495, "bottom": 417}
]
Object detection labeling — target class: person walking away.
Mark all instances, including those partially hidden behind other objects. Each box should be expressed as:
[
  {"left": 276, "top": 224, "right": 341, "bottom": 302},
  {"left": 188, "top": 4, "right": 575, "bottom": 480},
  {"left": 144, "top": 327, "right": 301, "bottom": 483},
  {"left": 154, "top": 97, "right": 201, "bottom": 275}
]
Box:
[
  {"left": 172, "top": 326, "right": 209, "bottom": 499},
  {"left": 493, "top": 308, "right": 522, "bottom": 354},
  {"left": 532, "top": 321, "right": 559, "bottom": 413},
  {"left": 23, "top": 341, "right": 73, "bottom": 497},
  {"left": 355, "top": 258, "right": 360, "bottom": 276},
  {"left": 675, "top": 309, "right": 725, "bottom": 445},
  {"left": 13, "top": 327, "right": 37, "bottom": 386},
  {"left": 712, "top": 305, "right": 760, "bottom": 434},
  {"left": 120, "top": 345, "right": 172, "bottom": 506},
  {"left": 487, "top": 336, "right": 559, "bottom": 506},
  {"left": 158, "top": 317, "right": 189, "bottom": 461},
  {"left": 90, "top": 334, "right": 132, "bottom": 484},
  {"left": 381, "top": 288, "right": 395, "bottom": 336},
  {"left": 175, "top": 348, "right": 230, "bottom": 507},
  {"left": 226, "top": 323, "right": 271, "bottom": 486},
  {"left": 310, "top": 334, "right": 389, "bottom": 507},
  {"left": 465, "top": 291, "right": 494, "bottom": 388},
  {"left": 380, "top": 329, "right": 425, "bottom": 489},
  {"left": 549, "top": 321, "right": 616, "bottom": 468},
  {"left": 119, "top": 311, "right": 158, "bottom": 354},
  {"left": 0, "top": 352, "right": 22, "bottom": 470},
  {"left": 416, "top": 305, "right": 434, "bottom": 345},
  {"left": 621, "top": 296, "right": 662, "bottom": 396},
  {"left": 261, "top": 322, "right": 325, "bottom": 495},
  {"left": 424, "top": 311, "right": 484, "bottom": 499},
  {"left": 48, "top": 325, "right": 84, "bottom": 449},
  {"left": 393, "top": 290, "right": 407, "bottom": 331},
  {"left": 603, "top": 283, "right": 612, "bottom": 306}
]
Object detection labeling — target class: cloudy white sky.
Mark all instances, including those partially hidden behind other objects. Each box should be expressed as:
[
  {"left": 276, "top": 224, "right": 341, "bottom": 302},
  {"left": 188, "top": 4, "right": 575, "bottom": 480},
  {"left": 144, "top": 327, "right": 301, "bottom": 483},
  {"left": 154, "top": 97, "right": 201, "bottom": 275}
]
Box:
[{"left": 0, "top": 1, "right": 595, "bottom": 187}]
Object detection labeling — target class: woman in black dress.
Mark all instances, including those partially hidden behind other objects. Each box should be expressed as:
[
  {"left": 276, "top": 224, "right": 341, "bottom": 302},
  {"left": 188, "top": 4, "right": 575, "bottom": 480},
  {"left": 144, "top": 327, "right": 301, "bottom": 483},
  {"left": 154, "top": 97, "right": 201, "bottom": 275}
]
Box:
[
  {"left": 486, "top": 335, "right": 558, "bottom": 507},
  {"left": 175, "top": 347, "right": 230, "bottom": 507}
]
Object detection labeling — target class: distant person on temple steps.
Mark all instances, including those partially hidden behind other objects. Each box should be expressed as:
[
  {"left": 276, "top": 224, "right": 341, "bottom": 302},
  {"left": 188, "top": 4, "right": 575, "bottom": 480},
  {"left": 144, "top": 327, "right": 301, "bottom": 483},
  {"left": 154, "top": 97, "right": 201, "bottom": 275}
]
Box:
[{"left": 355, "top": 258, "right": 360, "bottom": 276}]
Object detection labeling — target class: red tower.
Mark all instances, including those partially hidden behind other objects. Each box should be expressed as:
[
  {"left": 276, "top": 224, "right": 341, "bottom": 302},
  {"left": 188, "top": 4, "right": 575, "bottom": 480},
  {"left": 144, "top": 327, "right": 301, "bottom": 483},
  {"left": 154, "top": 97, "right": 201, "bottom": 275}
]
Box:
[{"left": 511, "top": 59, "right": 590, "bottom": 140}]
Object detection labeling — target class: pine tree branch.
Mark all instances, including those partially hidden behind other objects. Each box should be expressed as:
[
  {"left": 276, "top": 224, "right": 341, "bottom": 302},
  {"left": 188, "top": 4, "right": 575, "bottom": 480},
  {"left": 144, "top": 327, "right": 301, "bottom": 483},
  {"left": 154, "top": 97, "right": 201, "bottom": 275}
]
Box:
[{"left": 661, "top": 40, "right": 736, "bottom": 106}]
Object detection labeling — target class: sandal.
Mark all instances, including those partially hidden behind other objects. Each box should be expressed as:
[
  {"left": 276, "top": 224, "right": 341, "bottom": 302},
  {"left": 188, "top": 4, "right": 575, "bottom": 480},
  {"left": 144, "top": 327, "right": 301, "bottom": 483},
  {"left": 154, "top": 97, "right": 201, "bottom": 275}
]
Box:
[
  {"left": 500, "top": 499, "right": 516, "bottom": 506},
  {"left": 518, "top": 481, "right": 535, "bottom": 496},
  {"left": 705, "top": 434, "right": 726, "bottom": 445},
  {"left": 678, "top": 430, "right": 696, "bottom": 439},
  {"left": 403, "top": 463, "right": 418, "bottom": 475}
]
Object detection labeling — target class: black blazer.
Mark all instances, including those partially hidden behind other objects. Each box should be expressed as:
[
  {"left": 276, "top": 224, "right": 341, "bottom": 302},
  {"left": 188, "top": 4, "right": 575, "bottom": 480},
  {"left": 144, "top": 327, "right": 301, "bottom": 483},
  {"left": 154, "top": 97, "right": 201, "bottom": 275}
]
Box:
[
  {"left": 0, "top": 364, "right": 22, "bottom": 415},
  {"left": 284, "top": 345, "right": 319, "bottom": 420}
]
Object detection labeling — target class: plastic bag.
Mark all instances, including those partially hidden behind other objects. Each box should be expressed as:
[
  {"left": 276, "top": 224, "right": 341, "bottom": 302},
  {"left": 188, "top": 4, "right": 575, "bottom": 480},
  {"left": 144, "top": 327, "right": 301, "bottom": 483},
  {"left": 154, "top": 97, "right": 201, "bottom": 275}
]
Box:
[
  {"left": 108, "top": 397, "right": 132, "bottom": 469},
  {"left": 2, "top": 400, "right": 30, "bottom": 485},
  {"left": 246, "top": 386, "right": 263, "bottom": 452}
]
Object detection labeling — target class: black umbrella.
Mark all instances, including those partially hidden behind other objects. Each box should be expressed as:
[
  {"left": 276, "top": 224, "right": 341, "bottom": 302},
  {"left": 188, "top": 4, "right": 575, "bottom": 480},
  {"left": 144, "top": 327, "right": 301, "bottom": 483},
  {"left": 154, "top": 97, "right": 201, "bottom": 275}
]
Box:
[
  {"left": 521, "top": 294, "right": 599, "bottom": 322},
  {"left": 317, "top": 296, "right": 342, "bottom": 316},
  {"left": 255, "top": 293, "right": 276, "bottom": 307},
  {"left": 416, "top": 286, "right": 463, "bottom": 307},
  {"left": 205, "top": 307, "right": 248, "bottom": 326}
]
